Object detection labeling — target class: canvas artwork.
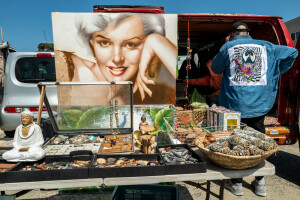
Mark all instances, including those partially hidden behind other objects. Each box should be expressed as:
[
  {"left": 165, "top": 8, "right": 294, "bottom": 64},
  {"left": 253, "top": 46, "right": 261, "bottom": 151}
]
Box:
[{"left": 52, "top": 12, "right": 177, "bottom": 105}]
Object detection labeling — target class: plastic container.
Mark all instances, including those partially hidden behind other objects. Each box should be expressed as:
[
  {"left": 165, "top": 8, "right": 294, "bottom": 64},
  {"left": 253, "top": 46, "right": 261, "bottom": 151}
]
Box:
[
  {"left": 5, "top": 151, "right": 93, "bottom": 183},
  {"left": 110, "top": 184, "right": 179, "bottom": 200},
  {"left": 157, "top": 144, "right": 207, "bottom": 175},
  {"left": 90, "top": 153, "right": 165, "bottom": 178}
]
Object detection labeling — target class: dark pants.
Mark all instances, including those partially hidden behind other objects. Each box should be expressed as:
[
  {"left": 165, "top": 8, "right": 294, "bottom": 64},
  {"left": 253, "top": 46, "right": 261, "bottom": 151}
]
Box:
[{"left": 231, "top": 115, "right": 265, "bottom": 184}]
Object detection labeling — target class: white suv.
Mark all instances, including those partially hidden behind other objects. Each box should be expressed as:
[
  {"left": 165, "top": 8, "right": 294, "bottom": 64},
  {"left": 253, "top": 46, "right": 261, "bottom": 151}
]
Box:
[{"left": 0, "top": 52, "right": 56, "bottom": 137}]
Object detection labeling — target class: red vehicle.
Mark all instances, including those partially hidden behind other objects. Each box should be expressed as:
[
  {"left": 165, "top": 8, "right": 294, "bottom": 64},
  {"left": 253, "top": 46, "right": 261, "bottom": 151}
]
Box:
[{"left": 93, "top": 5, "right": 299, "bottom": 145}]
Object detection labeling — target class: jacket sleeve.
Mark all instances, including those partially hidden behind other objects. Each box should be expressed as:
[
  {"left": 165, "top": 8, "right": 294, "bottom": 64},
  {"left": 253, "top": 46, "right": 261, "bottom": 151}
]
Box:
[
  {"left": 188, "top": 76, "right": 211, "bottom": 86},
  {"left": 275, "top": 45, "right": 298, "bottom": 74},
  {"left": 211, "top": 47, "right": 228, "bottom": 74}
]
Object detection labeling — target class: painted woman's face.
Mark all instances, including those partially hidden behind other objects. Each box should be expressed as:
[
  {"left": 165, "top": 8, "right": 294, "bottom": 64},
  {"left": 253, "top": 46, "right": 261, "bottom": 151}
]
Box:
[{"left": 90, "top": 15, "right": 146, "bottom": 81}]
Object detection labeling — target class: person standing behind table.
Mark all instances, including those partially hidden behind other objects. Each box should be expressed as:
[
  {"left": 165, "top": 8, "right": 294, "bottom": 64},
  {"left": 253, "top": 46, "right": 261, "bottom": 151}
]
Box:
[
  {"left": 189, "top": 59, "right": 223, "bottom": 105},
  {"left": 211, "top": 22, "right": 298, "bottom": 197}
]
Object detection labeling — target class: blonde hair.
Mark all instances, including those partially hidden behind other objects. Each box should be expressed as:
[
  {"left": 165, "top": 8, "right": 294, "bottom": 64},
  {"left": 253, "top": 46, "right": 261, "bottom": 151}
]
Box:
[{"left": 75, "top": 13, "right": 165, "bottom": 49}]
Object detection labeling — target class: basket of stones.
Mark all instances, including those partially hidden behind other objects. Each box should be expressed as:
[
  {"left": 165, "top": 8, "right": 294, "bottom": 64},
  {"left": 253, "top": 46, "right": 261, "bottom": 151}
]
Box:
[{"left": 196, "top": 126, "right": 278, "bottom": 169}]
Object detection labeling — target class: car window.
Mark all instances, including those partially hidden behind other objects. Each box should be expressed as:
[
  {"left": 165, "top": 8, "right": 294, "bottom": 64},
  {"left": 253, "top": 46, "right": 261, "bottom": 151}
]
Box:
[{"left": 15, "top": 57, "right": 56, "bottom": 83}]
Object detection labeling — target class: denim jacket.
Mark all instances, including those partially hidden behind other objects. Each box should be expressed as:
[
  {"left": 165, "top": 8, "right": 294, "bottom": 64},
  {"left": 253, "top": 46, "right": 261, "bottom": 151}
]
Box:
[{"left": 211, "top": 35, "right": 298, "bottom": 118}]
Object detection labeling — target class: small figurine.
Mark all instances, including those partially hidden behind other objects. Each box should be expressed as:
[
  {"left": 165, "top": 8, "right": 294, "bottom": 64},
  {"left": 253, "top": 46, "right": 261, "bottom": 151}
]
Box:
[
  {"left": 140, "top": 125, "right": 155, "bottom": 154},
  {"left": 134, "top": 114, "right": 149, "bottom": 149},
  {"left": 2, "top": 109, "right": 46, "bottom": 162},
  {"left": 139, "top": 114, "right": 149, "bottom": 133}
]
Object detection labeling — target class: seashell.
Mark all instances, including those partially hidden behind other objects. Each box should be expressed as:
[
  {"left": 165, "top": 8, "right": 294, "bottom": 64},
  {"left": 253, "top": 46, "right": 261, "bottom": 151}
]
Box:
[
  {"left": 97, "top": 158, "right": 106, "bottom": 165},
  {"left": 136, "top": 160, "right": 148, "bottom": 166},
  {"left": 53, "top": 137, "right": 62, "bottom": 144},
  {"left": 115, "top": 160, "right": 124, "bottom": 166},
  {"left": 107, "top": 158, "right": 117, "bottom": 163},
  {"left": 149, "top": 160, "right": 160, "bottom": 165}
]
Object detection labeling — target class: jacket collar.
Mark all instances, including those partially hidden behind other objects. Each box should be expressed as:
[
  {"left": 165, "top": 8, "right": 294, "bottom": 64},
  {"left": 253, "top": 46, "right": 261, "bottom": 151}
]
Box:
[{"left": 233, "top": 35, "right": 252, "bottom": 41}]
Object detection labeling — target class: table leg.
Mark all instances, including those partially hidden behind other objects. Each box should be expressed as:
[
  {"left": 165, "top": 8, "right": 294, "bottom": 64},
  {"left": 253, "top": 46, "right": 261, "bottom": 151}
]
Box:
[
  {"left": 206, "top": 181, "right": 211, "bottom": 200},
  {"left": 219, "top": 180, "right": 226, "bottom": 200}
]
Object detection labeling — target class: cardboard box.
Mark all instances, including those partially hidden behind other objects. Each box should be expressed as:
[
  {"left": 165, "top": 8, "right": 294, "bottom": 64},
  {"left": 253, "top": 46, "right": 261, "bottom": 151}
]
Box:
[{"left": 219, "top": 111, "right": 241, "bottom": 131}]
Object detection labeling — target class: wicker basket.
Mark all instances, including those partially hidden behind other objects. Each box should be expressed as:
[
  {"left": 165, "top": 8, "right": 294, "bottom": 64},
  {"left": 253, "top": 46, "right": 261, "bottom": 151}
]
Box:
[{"left": 198, "top": 145, "right": 278, "bottom": 169}]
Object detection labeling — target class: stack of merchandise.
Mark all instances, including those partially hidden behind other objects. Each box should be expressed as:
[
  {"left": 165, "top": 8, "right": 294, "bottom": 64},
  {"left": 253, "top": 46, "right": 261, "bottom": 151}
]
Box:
[{"left": 206, "top": 106, "right": 241, "bottom": 131}]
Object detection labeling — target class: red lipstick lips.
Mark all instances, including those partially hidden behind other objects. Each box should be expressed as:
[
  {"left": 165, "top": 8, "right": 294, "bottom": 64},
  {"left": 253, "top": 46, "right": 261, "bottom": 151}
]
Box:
[{"left": 107, "top": 66, "right": 127, "bottom": 76}]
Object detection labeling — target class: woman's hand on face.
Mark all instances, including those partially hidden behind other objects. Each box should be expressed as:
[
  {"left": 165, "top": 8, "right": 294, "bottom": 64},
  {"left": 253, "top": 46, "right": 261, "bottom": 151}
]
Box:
[{"left": 133, "top": 33, "right": 177, "bottom": 100}]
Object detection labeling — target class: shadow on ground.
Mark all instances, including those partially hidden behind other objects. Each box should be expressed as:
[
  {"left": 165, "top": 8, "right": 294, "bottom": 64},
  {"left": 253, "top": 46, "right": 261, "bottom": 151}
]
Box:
[
  {"left": 267, "top": 150, "right": 300, "bottom": 186},
  {"left": 176, "top": 184, "right": 194, "bottom": 200}
]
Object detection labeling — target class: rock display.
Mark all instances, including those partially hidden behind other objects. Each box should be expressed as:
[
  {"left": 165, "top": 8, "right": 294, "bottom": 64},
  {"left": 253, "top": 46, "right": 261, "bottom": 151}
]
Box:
[
  {"left": 206, "top": 127, "right": 277, "bottom": 156},
  {"left": 19, "top": 160, "right": 90, "bottom": 171},
  {"left": 94, "top": 157, "right": 160, "bottom": 168},
  {"left": 158, "top": 147, "right": 199, "bottom": 164},
  {"left": 49, "top": 134, "right": 101, "bottom": 145}
]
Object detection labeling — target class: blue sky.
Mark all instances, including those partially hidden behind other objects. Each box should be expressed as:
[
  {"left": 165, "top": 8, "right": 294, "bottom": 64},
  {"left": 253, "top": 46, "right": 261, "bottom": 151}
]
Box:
[{"left": 0, "top": 0, "right": 299, "bottom": 51}]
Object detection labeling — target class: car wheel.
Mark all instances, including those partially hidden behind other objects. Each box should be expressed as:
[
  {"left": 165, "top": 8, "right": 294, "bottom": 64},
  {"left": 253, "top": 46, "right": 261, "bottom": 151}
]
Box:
[{"left": 4, "top": 130, "right": 15, "bottom": 138}]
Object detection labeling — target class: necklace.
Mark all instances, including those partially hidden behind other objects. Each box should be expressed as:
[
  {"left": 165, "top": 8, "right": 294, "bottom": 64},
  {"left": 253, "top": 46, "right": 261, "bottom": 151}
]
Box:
[{"left": 110, "top": 99, "right": 120, "bottom": 136}]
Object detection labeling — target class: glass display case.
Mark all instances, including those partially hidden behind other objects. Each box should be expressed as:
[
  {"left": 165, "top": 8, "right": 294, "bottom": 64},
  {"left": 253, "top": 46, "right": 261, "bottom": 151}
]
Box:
[
  {"left": 39, "top": 81, "right": 133, "bottom": 135},
  {"left": 38, "top": 81, "right": 134, "bottom": 155}
]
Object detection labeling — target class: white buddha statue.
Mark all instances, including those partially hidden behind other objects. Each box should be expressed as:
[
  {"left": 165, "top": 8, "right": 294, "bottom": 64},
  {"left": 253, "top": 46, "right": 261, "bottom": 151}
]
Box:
[{"left": 2, "top": 109, "right": 46, "bottom": 162}]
